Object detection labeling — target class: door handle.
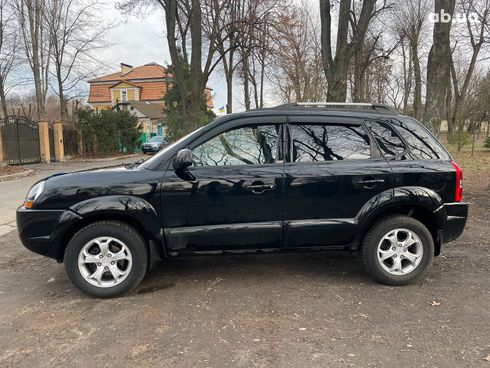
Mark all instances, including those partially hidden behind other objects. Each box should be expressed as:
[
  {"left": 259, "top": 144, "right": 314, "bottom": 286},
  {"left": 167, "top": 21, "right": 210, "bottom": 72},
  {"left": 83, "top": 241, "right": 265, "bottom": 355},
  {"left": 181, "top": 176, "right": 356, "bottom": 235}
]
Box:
[
  {"left": 358, "top": 178, "right": 385, "bottom": 187},
  {"left": 245, "top": 183, "right": 276, "bottom": 194}
]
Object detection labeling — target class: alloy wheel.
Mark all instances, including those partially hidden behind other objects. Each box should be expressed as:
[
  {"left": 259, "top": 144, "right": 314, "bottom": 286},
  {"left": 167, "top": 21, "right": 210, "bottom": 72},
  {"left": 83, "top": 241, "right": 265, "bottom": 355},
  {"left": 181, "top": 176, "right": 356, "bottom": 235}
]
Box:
[
  {"left": 376, "top": 228, "right": 424, "bottom": 276},
  {"left": 78, "top": 236, "right": 132, "bottom": 288}
]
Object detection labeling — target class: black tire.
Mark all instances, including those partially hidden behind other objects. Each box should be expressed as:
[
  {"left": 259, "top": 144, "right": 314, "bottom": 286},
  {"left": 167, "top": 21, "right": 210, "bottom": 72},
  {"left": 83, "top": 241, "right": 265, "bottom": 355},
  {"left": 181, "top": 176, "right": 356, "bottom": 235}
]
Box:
[
  {"left": 64, "top": 221, "right": 148, "bottom": 298},
  {"left": 360, "top": 215, "right": 434, "bottom": 286}
]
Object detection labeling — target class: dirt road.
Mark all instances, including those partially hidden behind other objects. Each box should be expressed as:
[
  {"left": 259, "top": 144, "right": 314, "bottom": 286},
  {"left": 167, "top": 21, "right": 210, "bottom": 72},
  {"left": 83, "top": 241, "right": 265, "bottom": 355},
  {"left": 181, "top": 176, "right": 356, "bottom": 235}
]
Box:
[{"left": 0, "top": 188, "right": 489, "bottom": 368}]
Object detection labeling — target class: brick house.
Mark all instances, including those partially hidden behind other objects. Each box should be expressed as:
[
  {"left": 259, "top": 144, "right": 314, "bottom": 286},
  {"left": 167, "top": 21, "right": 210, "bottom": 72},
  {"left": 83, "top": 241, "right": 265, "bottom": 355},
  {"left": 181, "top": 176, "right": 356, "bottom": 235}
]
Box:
[{"left": 88, "top": 62, "right": 214, "bottom": 137}]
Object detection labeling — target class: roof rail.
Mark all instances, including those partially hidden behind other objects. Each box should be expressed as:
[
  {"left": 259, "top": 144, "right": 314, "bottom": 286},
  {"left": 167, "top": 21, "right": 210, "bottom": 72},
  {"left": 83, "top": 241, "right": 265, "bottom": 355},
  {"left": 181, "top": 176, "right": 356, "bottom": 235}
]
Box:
[{"left": 273, "top": 102, "right": 399, "bottom": 114}]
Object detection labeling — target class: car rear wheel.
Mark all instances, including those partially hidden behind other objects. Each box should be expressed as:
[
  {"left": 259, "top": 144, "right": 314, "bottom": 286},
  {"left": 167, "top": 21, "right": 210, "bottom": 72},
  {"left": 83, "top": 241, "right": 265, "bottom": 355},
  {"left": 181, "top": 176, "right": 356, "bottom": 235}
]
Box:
[
  {"left": 360, "top": 215, "right": 434, "bottom": 285},
  {"left": 64, "top": 221, "right": 147, "bottom": 298}
]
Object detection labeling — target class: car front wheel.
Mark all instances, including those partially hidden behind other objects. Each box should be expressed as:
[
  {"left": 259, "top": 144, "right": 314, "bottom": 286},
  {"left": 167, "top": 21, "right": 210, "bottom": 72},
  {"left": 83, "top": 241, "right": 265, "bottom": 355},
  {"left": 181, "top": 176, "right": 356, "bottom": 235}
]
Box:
[
  {"left": 64, "top": 221, "right": 148, "bottom": 298},
  {"left": 360, "top": 215, "right": 434, "bottom": 285}
]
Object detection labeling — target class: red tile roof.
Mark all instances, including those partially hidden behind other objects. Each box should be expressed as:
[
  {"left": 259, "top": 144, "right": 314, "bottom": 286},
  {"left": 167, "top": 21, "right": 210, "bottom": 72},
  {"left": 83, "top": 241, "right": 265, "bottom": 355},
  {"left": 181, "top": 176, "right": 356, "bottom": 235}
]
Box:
[{"left": 89, "top": 63, "right": 168, "bottom": 82}]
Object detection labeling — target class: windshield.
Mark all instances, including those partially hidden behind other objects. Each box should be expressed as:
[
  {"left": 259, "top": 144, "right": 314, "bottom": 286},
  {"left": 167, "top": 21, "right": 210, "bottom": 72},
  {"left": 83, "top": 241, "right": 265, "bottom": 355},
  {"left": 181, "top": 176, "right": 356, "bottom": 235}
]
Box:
[
  {"left": 138, "top": 125, "right": 207, "bottom": 169},
  {"left": 148, "top": 136, "right": 164, "bottom": 143}
]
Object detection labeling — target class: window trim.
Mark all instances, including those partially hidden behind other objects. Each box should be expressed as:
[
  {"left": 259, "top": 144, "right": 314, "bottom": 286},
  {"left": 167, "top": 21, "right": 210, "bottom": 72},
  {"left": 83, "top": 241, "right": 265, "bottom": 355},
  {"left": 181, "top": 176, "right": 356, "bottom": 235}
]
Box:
[
  {"left": 285, "top": 117, "right": 377, "bottom": 164},
  {"left": 188, "top": 118, "right": 285, "bottom": 168},
  {"left": 364, "top": 118, "right": 409, "bottom": 161}
]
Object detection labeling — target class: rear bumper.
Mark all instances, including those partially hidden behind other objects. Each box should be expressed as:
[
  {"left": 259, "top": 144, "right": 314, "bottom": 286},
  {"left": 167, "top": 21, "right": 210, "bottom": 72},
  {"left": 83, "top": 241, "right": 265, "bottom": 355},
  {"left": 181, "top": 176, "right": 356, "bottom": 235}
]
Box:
[
  {"left": 436, "top": 202, "right": 468, "bottom": 244},
  {"left": 16, "top": 207, "right": 82, "bottom": 261}
]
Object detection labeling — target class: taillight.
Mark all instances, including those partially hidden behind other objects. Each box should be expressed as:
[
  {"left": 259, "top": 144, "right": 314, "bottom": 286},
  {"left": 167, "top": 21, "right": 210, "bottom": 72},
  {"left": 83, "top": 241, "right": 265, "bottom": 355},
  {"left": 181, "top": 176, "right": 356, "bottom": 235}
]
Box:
[{"left": 451, "top": 161, "right": 463, "bottom": 202}]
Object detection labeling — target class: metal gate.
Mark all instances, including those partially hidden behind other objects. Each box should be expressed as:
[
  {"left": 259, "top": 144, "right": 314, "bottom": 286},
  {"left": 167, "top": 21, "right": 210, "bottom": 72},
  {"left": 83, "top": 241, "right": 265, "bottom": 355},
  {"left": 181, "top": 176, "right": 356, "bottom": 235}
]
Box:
[
  {"left": 0, "top": 116, "right": 41, "bottom": 165},
  {"left": 48, "top": 123, "right": 56, "bottom": 162}
]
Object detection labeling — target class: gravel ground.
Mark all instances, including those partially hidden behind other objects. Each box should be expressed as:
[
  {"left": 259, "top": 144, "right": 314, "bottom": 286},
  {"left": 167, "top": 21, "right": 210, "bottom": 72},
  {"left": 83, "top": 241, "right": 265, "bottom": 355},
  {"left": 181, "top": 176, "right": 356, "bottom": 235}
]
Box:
[{"left": 0, "top": 187, "right": 488, "bottom": 368}]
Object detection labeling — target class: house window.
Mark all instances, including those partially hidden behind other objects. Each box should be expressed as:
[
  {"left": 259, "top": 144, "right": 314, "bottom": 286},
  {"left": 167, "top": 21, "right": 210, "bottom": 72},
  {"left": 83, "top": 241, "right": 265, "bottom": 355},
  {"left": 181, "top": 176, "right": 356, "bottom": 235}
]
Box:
[{"left": 121, "top": 89, "right": 128, "bottom": 102}]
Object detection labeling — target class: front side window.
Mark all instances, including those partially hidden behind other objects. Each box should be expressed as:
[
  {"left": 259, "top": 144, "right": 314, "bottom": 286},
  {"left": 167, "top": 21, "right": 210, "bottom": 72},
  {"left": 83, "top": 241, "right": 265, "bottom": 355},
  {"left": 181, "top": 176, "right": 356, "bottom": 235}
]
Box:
[
  {"left": 291, "top": 124, "right": 371, "bottom": 162},
  {"left": 192, "top": 125, "right": 280, "bottom": 166}
]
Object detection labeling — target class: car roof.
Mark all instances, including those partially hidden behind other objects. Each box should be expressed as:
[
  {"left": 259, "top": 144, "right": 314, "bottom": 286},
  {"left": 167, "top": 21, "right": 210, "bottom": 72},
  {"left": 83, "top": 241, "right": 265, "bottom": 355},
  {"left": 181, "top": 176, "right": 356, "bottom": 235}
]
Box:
[{"left": 212, "top": 103, "right": 404, "bottom": 128}]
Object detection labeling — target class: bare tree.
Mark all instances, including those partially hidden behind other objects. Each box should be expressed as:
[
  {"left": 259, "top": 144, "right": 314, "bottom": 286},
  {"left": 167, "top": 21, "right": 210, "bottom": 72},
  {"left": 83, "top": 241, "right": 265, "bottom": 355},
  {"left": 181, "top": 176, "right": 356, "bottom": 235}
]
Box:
[
  {"left": 270, "top": 3, "right": 327, "bottom": 103},
  {"left": 447, "top": 0, "right": 490, "bottom": 136},
  {"left": 45, "top": 0, "right": 111, "bottom": 123},
  {"left": 14, "top": 0, "right": 52, "bottom": 120},
  {"left": 391, "top": 0, "right": 431, "bottom": 119},
  {"left": 0, "top": 0, "right": 20, "bottom": 118},
  {"left": 214, "top": 0, "right": 241, "bottom": 113},
  {"left": 319, "top": 0, "right": 389, "bottom": 102}
]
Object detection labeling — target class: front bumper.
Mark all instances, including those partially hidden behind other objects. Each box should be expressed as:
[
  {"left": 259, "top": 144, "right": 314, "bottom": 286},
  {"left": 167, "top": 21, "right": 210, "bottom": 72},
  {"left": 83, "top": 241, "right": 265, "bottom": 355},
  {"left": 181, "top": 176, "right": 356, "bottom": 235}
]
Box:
[
  {"left": 16, "top": 207, "right": 82, "bottom": 261},
  {"left": 437, "top": 202, "right": 468, "bottom": 244}
]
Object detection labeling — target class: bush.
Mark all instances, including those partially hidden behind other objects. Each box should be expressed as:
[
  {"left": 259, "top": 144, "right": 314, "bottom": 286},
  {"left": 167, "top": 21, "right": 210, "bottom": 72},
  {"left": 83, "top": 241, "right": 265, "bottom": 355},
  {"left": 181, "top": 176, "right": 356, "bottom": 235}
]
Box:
[
  {"left": 75, "top": 109, "right": 140, "bottom": 156},
  {"left": 484, "top": 136, "right": 490, "bottom": 149},
  {"left": 449, "top": 130, "right": 471, "bottom": 151}
]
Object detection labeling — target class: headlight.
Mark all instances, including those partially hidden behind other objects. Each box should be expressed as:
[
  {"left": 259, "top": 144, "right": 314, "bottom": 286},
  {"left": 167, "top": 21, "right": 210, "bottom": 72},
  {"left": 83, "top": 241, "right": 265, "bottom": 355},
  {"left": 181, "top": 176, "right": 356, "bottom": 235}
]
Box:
[{"left": 24, "top": 181, "right": 45, "bottom": 208}]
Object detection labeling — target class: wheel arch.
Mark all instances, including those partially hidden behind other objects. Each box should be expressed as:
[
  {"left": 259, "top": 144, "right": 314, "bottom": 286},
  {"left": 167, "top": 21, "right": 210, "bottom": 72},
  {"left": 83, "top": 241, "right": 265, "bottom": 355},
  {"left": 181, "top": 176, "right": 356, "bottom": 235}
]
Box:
[
  {"left": 355, "top": 187, "right": 446, "bottom": 256},
  {"left": 56, "top": 195, "right": 165, "bottom": 262}
]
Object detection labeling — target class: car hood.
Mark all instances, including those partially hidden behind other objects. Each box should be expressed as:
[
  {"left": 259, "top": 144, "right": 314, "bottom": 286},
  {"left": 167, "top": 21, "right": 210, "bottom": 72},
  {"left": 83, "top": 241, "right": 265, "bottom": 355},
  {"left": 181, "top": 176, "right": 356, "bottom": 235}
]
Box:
[{"left": 35, "top": 166, "right": 163, "bottom": 210}]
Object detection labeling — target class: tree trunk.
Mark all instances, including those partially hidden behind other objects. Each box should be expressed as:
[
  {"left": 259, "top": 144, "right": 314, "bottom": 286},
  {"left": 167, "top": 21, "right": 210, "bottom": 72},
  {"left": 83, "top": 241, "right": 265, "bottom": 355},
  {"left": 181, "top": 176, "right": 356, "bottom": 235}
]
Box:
[
  {"left": 423, "top": 0, "right": 455, "bottom": 130},
  {"left": 0, "top": 75, "right": 8, "bottom": 118},
  {"left": 56, "top": 65, "right": 68, "bottom": 122},
  {"left": 411, "top": 40, "right": 422, "bottom": 120},
  {"left": 402, "top": 41, "right": 412, "bottom": 114},
  {"left": 226, "top": 71, "right": 233, "bottom": 114},
  {"left": 242, "top": 52, "right": 251, "bottom": 110},
  {"left": 164, "top": 0, "right": 204, "bottom": 131},
  {"left": 225, "top": 47, "right": 234, "bottom": 114}
]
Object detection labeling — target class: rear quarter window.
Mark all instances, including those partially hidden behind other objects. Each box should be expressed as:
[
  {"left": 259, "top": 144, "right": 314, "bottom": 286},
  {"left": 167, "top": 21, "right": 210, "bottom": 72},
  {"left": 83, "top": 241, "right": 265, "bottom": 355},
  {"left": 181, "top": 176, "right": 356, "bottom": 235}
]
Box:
[
  {"left": 392, "top": 118, "right": 449, "bottom": 160},
  {"left": 365, "top": 121, "right": 406, "bottom": 158}
]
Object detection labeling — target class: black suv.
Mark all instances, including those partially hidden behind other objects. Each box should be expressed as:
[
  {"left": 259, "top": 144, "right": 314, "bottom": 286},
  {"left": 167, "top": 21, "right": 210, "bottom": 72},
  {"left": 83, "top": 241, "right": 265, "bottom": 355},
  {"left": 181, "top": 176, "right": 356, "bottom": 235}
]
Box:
[{"left": 17, "top": 103, "right": 468, "bottom": 297}]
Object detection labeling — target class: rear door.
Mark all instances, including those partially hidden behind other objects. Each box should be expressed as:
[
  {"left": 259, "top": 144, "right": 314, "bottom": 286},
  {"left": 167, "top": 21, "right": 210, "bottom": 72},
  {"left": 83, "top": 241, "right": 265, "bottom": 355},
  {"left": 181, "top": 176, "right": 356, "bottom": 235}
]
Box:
[{"left": 283, "top": 115, "right": 393, "bottom": 248}]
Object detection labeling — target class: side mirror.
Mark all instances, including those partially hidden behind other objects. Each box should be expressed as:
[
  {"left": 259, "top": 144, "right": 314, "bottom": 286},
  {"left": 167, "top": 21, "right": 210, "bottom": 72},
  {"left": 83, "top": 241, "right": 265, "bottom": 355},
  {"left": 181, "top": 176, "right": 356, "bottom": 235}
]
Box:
[{"left": 173, "top": 149, "right": 193, "bottom": 171}]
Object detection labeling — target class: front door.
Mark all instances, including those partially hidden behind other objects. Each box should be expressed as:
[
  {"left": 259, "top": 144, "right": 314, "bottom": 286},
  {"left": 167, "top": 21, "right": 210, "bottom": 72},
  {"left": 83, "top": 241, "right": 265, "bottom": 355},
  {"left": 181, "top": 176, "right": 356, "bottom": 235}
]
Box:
[
  {"left": 283, "top": 116, "right": 394, "bottom": 248},
  {"left": 161, "top": 116, "right": 285, "bottom": 252}
]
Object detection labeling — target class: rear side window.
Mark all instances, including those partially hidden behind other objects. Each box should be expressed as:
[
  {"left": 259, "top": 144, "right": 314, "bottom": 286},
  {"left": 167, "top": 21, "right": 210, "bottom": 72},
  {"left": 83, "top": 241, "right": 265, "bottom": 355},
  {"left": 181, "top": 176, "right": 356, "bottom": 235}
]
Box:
[
  {"left": 366, "top": 121, "right": 406, "bottom": 158},
  {"left": 290, "top": 124, "right": 371, "bottom": 162},
  {"left": 392, "top": 118, "right": 449, "bottom": 160}
]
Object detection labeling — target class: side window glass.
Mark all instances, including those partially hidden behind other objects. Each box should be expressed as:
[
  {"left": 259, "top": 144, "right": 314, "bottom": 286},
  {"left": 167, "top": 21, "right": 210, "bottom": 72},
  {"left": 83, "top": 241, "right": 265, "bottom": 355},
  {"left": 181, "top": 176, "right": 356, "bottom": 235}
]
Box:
[
  {"left": 393, "top": 118, "right": 448, "bottom": 160},
  {"left": 192, "top": 125, "right": 280, "bottom": 166},
  {"left": 366, "top": 121, "right": 406, "bottom": 158},
  {"left": 291, "top": 124, "right": 371, "bottom": 162}
]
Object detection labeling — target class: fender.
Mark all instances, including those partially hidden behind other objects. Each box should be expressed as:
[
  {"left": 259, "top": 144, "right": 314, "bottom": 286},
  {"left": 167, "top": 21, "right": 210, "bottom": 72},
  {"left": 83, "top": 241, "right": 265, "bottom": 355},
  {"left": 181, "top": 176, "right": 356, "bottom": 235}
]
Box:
[
  {"left": 69, "top": 195, "right": 165, "bottom": 258},
  {"left": 355, "top": 186, "right": 446, "bottom": 242}
]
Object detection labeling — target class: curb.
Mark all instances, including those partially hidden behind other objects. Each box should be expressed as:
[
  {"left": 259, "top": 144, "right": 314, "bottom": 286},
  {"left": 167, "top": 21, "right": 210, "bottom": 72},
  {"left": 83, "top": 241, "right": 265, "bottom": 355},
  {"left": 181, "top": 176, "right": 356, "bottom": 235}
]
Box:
[{"left": 0, "top": 168, "right": 36, "bottom": 182}]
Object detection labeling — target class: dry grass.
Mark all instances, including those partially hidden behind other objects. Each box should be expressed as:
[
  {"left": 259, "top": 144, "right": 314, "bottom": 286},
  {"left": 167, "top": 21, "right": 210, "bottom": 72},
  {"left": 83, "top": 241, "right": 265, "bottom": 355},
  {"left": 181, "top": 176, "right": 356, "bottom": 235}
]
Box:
[{"left": 443, "top": 136, "right": 490, "bottom": 192}]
